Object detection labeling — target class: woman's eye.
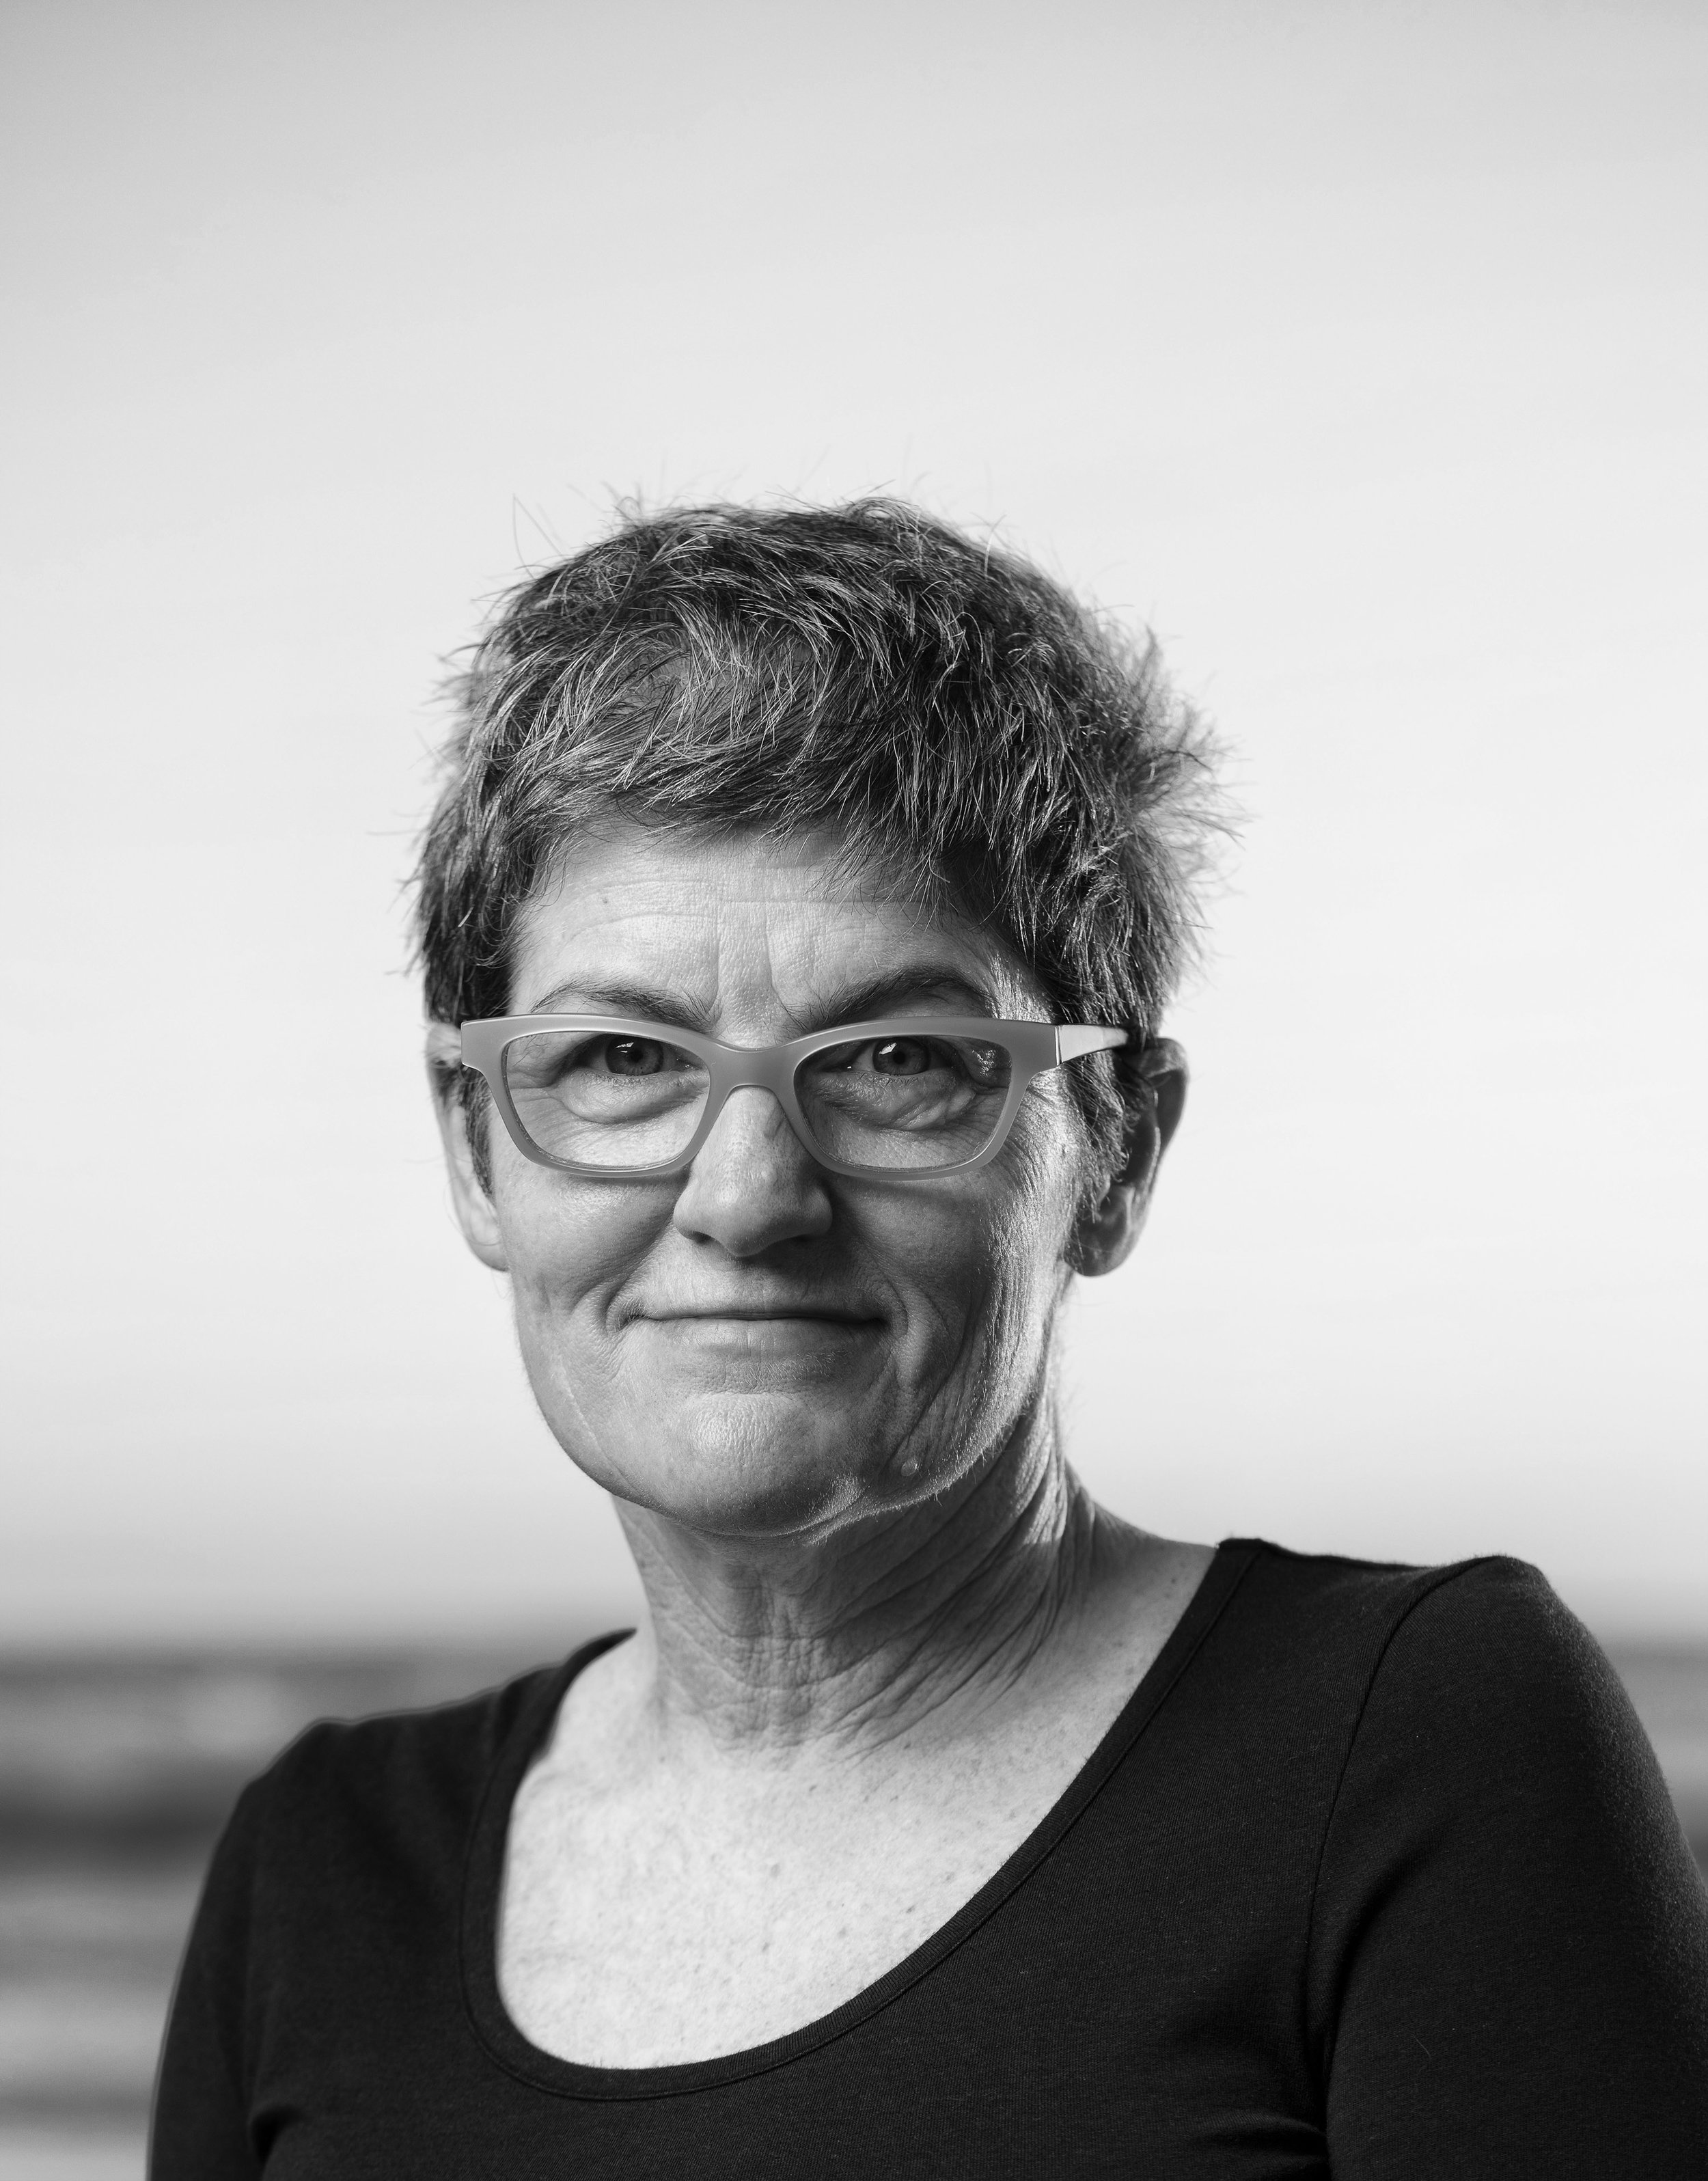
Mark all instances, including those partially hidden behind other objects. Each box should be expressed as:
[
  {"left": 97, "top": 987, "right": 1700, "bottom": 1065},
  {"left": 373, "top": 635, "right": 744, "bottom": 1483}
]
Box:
[
  {"left": 602, "top": 1038, "right": 665, "bottom": 1076},
  {"left": 872, "top": 1039, "right": 933, "bottom": 1076}
]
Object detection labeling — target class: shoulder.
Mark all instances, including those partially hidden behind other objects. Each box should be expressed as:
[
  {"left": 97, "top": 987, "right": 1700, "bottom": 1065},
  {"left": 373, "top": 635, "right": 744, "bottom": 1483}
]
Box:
[
  {"left": 1222, "top": 1533, "right": 1544, "bottom": 1639},
  {"left": 260, "top": 1662, "right": 552, "bottom": 1815},
  {"left": 1325, "top": 1552, "right": 1691, "bottom": 1867},
  {"left": 267, "top": 1662, "right": 543, "bottom": 1809},
  {"left": 206, "top": 1648, "right": 602, "bottom": 1916},
  {"left": 1245, "top": 1544, "right": 1650, "bottom": 1787},
  {"left": 1253, "top": 1541, "right": 1708, "bottom": 1981},
  {"left": 161, "top": 1658, "right": 575, "bottom": 2105},
  {"left": 1207, "top": 1540, "right": 1696, "bottom": 1871},
  {"left": 1256, "top": 1550, "right": 1708, "bottom": 2152},
  {"left": 1366, "top": 1550, "right": 1629, "bottom": 1737},
  {"left": 1217, "top": 1537, "right": 1609, "bottom": 1716}
]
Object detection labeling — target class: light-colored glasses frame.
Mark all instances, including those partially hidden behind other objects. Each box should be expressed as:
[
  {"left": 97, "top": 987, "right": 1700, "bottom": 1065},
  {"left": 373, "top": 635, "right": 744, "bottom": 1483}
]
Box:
[{"left": 459, "top": 1015, "right": 1128, "bottom": 1181}]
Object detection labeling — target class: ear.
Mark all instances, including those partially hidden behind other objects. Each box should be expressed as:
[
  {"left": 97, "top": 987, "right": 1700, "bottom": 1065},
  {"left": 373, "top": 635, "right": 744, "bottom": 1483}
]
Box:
[
  {"left": 426, "top": 1024, "right": 509, "bottom": 1273},
  {"left": 1069, "top": 1039, "right": 1187, "bottom": 1278}
]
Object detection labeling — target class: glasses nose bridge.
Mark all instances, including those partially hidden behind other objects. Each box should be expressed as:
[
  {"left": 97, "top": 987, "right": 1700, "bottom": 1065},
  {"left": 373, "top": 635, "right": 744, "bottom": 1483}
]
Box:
[
  {"left": 708, "top": 1040, "right": 803, "bottom": 1100},
  {"left": 697, "top": 1043, "right": 816, "bottom": 1162}
]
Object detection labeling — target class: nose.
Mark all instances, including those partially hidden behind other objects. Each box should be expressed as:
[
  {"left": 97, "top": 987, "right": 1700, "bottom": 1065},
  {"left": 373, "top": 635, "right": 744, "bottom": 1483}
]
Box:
[{"left": 671, "top": 1086, "right": 834, "bottom": 1255}]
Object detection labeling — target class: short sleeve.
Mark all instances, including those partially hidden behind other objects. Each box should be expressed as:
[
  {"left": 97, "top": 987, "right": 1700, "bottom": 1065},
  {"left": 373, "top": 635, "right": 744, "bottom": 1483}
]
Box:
[
  {"left": 149, "top": 1781, "right": 267, "bottom": 2180},
  {"left": 1309, "top": 1559, "right": 1708, "bottom": 2178}
]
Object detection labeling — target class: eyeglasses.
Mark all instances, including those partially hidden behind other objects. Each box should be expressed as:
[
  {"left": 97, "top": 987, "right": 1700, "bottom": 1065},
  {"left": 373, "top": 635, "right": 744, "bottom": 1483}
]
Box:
[{"left": 458, "top": 1015, "right": 1127, "bottom": 1180}]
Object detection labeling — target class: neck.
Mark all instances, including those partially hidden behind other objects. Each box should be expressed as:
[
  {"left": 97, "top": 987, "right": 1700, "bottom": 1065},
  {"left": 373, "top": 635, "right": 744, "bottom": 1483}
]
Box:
[{"left": 613, "top": 1397, "right": 1101, "bottom": 1760}]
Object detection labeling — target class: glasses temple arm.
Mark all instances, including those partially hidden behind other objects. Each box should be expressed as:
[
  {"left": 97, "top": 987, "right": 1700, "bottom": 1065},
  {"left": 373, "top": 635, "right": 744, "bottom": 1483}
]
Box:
[{"left": 1054, "top": 1025, "right": 1129, "bottom": 1064}]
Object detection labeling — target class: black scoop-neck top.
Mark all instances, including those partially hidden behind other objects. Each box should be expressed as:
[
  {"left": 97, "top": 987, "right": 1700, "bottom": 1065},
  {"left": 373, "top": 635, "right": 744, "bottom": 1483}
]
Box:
[
  {"left": 457, "top": 1535, "right": 1241, "bottom": 2104},
  {"left": 151, "top": 1542, "right": 1708, "bottom": 2178}
]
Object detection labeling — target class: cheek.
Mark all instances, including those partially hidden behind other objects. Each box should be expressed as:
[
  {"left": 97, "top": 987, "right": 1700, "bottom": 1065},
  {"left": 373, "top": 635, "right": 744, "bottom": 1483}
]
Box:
[
  {"left": 493, "top": 1166, "right": 668, "bottom": 1324},
  {"left": 996, "top": 1095, "right": 1088, "bottom": 1269},
  {"left": 972, "top": 1127, "right": 1088, "bottom": 1364},
  {"left": 879, "top": 1127, "right": 1081, "bottom": 1358}
]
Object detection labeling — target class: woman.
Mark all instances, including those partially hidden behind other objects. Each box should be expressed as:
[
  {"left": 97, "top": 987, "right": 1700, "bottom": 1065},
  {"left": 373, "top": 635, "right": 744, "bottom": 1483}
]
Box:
[{"left": 152, "top": 502, "right": 1708, "bottom": 2176}]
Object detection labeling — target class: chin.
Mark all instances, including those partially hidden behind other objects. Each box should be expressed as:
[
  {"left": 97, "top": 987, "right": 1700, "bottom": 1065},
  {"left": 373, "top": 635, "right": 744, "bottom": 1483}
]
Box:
[{"left": 609, "top": 1393, "right": 887, "bottom": 1540}]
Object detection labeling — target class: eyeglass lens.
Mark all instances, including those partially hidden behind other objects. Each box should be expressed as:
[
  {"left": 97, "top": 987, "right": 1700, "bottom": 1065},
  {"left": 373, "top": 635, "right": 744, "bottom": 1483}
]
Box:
[
  {"left": 499, "top": 1029, "right": 1015, "bottom": 1173},
  {"left": 795, "top": 1033, "right": 1010, "bottom": 1170}
]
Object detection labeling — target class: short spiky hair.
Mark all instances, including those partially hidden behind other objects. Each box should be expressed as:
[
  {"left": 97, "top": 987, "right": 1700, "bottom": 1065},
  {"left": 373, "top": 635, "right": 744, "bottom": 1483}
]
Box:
[{"left": 415, "top": 498, "right": 1222, "bottom": 1182}]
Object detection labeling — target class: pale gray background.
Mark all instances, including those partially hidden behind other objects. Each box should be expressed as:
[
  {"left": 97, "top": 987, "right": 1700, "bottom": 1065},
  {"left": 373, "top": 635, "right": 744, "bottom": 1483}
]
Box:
[{"left": 4, "top": 0, "right": 1705, "bottom": 1646}]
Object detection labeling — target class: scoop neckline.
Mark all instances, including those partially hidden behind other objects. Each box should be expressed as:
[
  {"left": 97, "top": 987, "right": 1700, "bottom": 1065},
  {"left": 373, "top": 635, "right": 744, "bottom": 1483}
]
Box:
[{"left": 458, "top": 1537, "right": 1259, "bottom": 2103}]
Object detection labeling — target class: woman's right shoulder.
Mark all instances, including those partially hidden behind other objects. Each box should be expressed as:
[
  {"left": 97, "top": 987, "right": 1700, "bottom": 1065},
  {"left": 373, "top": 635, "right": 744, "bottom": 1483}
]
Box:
[{"left": 216, "top": 1644, "right": 609, "bottom": 1889}]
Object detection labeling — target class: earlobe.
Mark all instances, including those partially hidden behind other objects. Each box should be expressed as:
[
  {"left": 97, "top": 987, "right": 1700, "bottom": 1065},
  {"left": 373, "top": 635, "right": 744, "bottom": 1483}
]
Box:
[
  {"left": 1069, "top": 1041, "right": 1188, "bottom": 1280},
  {"left": 426, "top": 1035, "right": 510, "bottom": 1273}
]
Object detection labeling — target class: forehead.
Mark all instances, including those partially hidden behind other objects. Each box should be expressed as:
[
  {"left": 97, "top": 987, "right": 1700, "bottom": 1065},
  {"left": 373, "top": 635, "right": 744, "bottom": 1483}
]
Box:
[{"left": 508, "top": 820, "right": 1045, "bottom": 1028}]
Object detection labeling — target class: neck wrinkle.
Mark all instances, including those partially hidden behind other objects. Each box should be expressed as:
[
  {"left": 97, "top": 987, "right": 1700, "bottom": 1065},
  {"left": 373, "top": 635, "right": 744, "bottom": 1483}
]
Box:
[{"left": 615, "top": 1398, "right": 1099, "bottom": 1761}]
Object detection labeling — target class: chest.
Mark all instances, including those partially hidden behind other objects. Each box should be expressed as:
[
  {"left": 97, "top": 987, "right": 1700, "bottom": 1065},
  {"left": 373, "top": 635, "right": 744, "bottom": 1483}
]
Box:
[
  {"left": 258, "top": 1737, "right": 1330, "bottom": 2181},
  {"left": 496, "top": 1742, "right": 1072, "bottom": 2068}
]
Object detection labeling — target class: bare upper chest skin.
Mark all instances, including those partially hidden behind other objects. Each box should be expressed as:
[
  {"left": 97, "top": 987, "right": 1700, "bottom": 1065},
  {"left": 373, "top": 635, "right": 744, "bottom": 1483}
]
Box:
[{"left": 496, "top": 1539, "right": 1213, "bottom": 2070}]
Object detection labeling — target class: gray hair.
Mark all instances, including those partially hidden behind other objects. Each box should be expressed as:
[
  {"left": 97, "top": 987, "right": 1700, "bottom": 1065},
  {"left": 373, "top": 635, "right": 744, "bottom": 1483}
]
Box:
[{"left": 415, "top": 498, "right": 1224, "bottom": 1186}]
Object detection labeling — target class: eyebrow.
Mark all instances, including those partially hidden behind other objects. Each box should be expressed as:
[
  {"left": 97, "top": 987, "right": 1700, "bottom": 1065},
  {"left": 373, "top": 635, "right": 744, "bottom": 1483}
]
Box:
[
  {"left": 521, "top": 963, "right": 1014, "bottom": 1034},
  {"left": 525, "top": 976, "right": 704, "bottom": 1020},
  {"left": 808, "top": 968, "right": 1006, "bottom": 1026}
]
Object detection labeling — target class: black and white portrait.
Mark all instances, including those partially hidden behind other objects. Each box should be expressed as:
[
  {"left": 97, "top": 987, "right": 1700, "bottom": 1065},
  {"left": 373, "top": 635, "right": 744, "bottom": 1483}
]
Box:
[{"left": 3, "top": 6, "right": 1705, "bottom": 2176}]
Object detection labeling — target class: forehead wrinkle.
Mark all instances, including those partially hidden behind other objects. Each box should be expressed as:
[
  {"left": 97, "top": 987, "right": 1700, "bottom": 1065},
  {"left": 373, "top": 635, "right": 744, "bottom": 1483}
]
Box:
[
  {"left": 510, "top": 826, "right": 1047, "bottom": 1037},
  {"left": 524, "top": 928, "right": 1023, "bottom": 1039},
  {"left": 784, "top": 961, "right": 1014, "bottom": 1032},
  {"left": 746, "top": 891, "right": 1034, "bottom": 1036},
  {"left": 514, "top": 907, "right": 725, "bottom": 1021},
  {"left": 771, "top": 883, "right": 1044, "bottom": 1025}
]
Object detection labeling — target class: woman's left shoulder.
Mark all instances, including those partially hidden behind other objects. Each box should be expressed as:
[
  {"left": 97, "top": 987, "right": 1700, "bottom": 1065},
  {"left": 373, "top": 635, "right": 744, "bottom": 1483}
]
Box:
[
  {"left": 1220, "top": 1538, "right": 1627, "bottom": 1733},
  {"left": 1325, "top": 1548, "right": 1662, "bottom": 1789},
  {"left": 1289, "top": 1541, "right": 1708, "bottom": 1973},
  {"left": 1212, "top": 1539, "right": 1700, "bottom": 1884},
  {"left": 1280, "top": 1547, "right": 1708, "bottom": 2161}
]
